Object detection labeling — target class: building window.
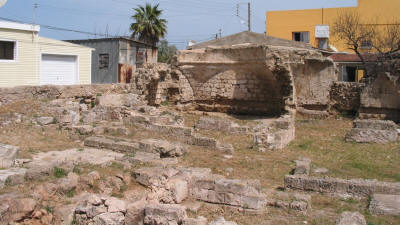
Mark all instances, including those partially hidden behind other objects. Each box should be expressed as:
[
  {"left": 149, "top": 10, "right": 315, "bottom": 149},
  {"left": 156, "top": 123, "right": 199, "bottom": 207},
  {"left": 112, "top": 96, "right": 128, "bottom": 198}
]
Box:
[
  {"left": 99, "top": 53, "right": 109, "bottom": 69},
  {"left": 292, "top": 32, "right": 309, "bottom": 43},
  {"left": 0, "top": 41, "right": 16, "bottom": 61},
  {"left": 360, "top": 40, "right": 372, "bottom": 49}
]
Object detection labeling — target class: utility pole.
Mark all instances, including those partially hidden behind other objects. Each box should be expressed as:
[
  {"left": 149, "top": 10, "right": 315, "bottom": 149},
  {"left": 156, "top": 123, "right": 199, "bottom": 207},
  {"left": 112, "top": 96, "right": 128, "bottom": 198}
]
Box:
[
  {"left": 237, "top": 2, "right": 251, "bottom": 31},
  {"left": 219, "top": 29, "right": 222, "bottom": 38},
  {"left": 248, "top": 2, "right": 251, "bottom": 31},
  {"left": 33, "top": 3, "right": 38, "bottom": 24}
]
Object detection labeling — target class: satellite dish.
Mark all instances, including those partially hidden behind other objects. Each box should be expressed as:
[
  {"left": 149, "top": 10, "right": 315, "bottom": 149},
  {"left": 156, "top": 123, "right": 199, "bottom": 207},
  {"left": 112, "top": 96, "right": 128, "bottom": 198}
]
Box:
[{"left": 0, "top": 0, "right": 7, "bottom": 8}]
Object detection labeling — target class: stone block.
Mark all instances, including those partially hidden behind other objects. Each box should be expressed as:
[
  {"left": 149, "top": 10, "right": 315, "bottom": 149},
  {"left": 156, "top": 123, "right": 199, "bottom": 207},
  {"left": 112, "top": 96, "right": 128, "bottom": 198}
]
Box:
[
  {"left": 144, "top": 204, "right": 187, "bottom": 225},
  {"left": 0, "top": 168, "right": 26, "bottom": 188},
  {"left": 294, "top": 158, "right": 311, "bottom": 175},
  {"left": 0, "top": 143, "right": 19, "bottom": 169},
  {"left": 336, "top": 211, "right": 366, "bottom": 225},
  {"left": 369, "top": 194, "right": 400, "bottom": 216},
  {"left": 284, "top": 175, "right": 400, "bottom": 197}
]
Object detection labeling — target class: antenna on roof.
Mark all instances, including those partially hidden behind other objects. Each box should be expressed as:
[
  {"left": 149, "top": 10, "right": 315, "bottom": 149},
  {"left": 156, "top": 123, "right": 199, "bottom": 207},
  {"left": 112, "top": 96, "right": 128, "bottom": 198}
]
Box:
[{"left": 0, "top": 0, "right": 8, "bottom": 8}]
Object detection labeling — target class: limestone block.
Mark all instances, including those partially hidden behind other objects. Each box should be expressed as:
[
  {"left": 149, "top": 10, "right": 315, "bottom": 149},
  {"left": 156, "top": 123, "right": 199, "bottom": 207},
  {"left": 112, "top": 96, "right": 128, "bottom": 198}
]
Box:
[
  {"left": 294, "top": 158, "right": 311, "bottom": 175},
  {"left": 0, "top": 168, "right": 26, "bottom": 188},
  {"left": 0, "top": 143, "right": 19, "bottom": 168},
  {"left": 336, "top": 211, "right": 366, "bottom": 225},
  {"left": 36, "top": 116, "right": 54, "bottom": 125},
  {"left": 369, "top": 194, "right": 400, "bottom": 216},
  {"left": 144, "top": 204, "right": 187, "bottom": 225}
]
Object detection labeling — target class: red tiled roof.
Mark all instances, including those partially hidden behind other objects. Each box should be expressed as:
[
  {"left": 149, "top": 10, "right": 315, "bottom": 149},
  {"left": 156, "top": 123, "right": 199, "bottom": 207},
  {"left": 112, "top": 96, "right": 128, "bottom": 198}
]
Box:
[{"left": 329, "top": 53, "right": 377, "bottom": 62}]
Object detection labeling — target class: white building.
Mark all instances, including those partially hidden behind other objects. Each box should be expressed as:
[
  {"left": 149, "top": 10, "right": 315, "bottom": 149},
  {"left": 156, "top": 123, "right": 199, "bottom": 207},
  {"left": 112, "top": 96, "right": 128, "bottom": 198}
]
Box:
[{"left": 0, "top": 20, "right": 93, "bottom": 87}]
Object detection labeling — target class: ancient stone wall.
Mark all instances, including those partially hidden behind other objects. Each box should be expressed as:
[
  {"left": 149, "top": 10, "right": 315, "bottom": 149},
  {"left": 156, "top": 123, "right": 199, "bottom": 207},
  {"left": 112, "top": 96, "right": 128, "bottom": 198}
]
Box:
[
  {"left": 359, "top": 73, "right": 400, "bottom": 122},
  {"left": 175, "top": 45, "right": 336, "bottom": 116},
  {"left": 291, "top": 57, "right": 337, "bottom": 111},
  {"left": 330, "top": 82, "right": 366, "bottom": 113},
  {"left": 0, "top": 84, "right": 139, "bottom": 106}
]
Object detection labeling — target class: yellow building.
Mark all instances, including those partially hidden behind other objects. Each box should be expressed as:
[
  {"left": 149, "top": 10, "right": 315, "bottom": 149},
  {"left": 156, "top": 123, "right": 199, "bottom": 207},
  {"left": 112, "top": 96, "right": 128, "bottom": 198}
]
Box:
[{"left": 266, "top": 0, "right": 400, "bottom": 52}]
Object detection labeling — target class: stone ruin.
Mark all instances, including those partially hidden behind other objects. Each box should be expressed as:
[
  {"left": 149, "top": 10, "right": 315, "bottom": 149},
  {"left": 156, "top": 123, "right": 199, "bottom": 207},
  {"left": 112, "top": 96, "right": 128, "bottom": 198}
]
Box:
[{"left": 0, "top": 42, "right": 398, "bottom": 225}]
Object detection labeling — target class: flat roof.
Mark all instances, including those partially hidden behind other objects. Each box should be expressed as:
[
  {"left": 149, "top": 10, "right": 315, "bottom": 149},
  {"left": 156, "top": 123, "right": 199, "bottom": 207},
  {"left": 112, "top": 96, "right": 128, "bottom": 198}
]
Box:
[
  {"left": 0, "top": 20, "right": 40, "bottom": 32},
  {"left": 66, "top": 37, "right": 156, "bottom": 48}
]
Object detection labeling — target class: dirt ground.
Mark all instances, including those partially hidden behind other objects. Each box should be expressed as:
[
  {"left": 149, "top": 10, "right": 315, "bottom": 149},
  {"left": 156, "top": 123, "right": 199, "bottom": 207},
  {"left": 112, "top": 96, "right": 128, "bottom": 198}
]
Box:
[{"left": 0, "top": 100, "right": 399, "bottom": 224}]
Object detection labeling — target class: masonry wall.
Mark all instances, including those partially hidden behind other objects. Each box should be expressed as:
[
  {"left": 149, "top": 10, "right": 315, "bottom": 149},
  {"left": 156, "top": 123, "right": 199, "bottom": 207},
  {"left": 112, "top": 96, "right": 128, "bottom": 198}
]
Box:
[{"left": 176, "top": 45, "right": 296, "bottom": 116}]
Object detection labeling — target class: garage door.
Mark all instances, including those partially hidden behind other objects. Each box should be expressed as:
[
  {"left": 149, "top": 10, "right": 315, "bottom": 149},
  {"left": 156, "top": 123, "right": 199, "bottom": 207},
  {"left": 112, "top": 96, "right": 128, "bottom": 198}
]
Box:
[{"left": 41, "top": 54, "right": 78, "bottom": 85}]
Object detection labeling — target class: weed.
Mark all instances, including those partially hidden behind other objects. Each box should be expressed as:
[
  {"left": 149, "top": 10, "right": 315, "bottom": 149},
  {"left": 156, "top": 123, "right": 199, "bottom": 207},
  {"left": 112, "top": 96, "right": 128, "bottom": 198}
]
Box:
[
  {"left": 96, "top": 93, "right": 102, "bottom": 97},
  {"left": 77, "top": 148, "right": 84, "bottom": 152},
  {"left": 125, "top": 152, "right": 136, "bottom": 158},
  {"left": 53, "top": 167, "right": 67, "bottom": 178},
  {"left": 161, "top": 101, "right": 169, "bottom": 106},
  {"left": 90, "top": 101, "right": 96, "bottom": 108},
  {"left": 52, "top": 117, "right": 57, "bottom": 124},
  {"left": 73, "top": 167, "right": 81, "bottom": 175},
  {"left": 66, "top": 189, "right": 75, "bottom": 198},
  {"left": 298, "top": 140, "right": 313, "bottom": 150},
  {"left": 45, "top": 205, "right": 53, "bottom": 214}
]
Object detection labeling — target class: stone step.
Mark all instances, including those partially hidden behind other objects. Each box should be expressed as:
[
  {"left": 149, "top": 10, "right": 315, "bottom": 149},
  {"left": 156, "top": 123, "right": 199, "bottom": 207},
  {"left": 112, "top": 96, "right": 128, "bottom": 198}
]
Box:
[
  {"left": 284, "top": 175, "right": 400, "bottom": 197},
  {"left": 0, "top": 143, "right": 19, "bottom": 169},
  {"left": 84, "top": 136, "right": 187, "bottom": 158},
  {"left": 369, "top": 194, "right": 400, "bottom": 216},
  {"left": 0, "top": 168, "right": 26, "bottom": 188}
]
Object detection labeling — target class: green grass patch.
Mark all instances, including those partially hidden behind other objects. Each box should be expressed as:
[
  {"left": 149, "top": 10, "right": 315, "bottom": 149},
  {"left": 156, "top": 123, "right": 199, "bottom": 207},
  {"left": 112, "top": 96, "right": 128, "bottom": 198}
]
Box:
[{"left": 53, "top": 167, "right": 67, "bottom": 178}]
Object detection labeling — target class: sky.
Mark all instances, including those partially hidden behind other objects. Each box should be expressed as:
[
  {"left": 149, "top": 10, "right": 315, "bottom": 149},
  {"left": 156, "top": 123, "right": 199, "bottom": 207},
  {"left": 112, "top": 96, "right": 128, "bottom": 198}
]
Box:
[{"left": 0, "top": 0, "right": 358, "bottom": 49}]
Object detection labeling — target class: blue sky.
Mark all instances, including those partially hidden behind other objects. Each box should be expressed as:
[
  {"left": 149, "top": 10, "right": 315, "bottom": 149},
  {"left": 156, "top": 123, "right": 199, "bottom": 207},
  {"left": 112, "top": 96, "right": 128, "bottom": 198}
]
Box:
[{"left": 0, "top": 0, "right": 357, "bottom": 49}]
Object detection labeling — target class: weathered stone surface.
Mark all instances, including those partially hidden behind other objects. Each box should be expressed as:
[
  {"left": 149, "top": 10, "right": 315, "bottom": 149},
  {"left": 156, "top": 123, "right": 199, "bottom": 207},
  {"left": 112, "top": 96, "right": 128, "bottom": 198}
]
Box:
[
  {"left": 209, "top": 217, "right": 238, "bottom": 225},
  {"left": 93, "top": 212, "right": 125, "bottom": 225},
  {"left": 144, "top": 204, "right": 187, "bottom": 225},
  {"left": 72, "top": 125, "right": 94, "bottom": 135},
  {"left": 25, "top": 148, "right": 122, "bottom": 180},
  {"left": 336, "top": 211, "right": 366, "bottom": 225},
  {"left": 359, "top": 73, "right": 400, "bottom": 123},
  {"left": 253, "top": 114, "right": 295, "bottom": 150},
  {"left": 285, "top": 175, "right": 400, "bottom": 197},
  {"left": 97, "top": 93, "right": 142, "bottom": 108},
  {"left": 85, "top": 136, "right": 187, "bottom": 158},
  {"left": 139, "top": 139, "right": 187, "bottom": 157},
  {"left": 36, "top": 116, "right": 55, "bottom": 125},
  {"left": 182, "top": 216, "right": 207, "bottom": 225},
  {"left": 134, "top": 167, "right": 179, "bottom": 188},
  {"left": 346, "top": 120, "right": 398, "bottom": 143},
  {"left": 0, "top": 143, "right": 19, "bottom": 168},
  {"left": 346, "top": 129, "right": 398, "bottom": 143},
  {"left": 125, "top": 199, "right": 147, "bottom": 225},
  {"left": 105, "top": 197, "right": 127, "bottom": 213},
  {"left": 195, "top": 117, "right": 248, "bottom": 134},
  {"left": 191, "top": 177, "right": 267, "bottom": 210},
  {"left": 330, "top": 82, "right": 365, "bottom": 112},
  {"left": 74, "top": 195, "right": 127, "bottom": 225},
  {"left": 268, "top": 191, "right": 311, "bottom": 212},
  {"left": 0, "top": 168, "right": 26, "bottom": 188},
  {"left": 0, "top": 197, "right": 37, "bottom": 223},
  {"left": 129, "top": 152, "right": 178, "bottom": 166},
  {"left": 294, "top": 158, "right": 311, "bottom": 175},
  {"left": 369, "top": 194, "right": 400, "bottom": 215}
]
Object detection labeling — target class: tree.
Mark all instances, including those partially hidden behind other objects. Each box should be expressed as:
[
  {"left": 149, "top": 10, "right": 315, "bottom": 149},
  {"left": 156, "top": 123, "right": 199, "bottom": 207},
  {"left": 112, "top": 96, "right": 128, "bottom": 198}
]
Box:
[
  {"left": 332, "top": 10, "right": 375, "bottom": 77},
  {"left": 130, "top": 3, "right": 167, "bottom": 46},
  {"left": 157, "top": 40, "right": 178, "bottom": 64},
  {"left": 332, "top": 10, "right": 400, "bottom": 78}
]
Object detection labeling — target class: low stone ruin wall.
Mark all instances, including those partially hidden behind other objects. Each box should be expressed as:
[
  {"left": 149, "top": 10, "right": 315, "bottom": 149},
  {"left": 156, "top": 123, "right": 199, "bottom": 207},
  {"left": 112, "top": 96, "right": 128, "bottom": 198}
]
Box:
[
  {"left": 0, "top": 83, "right": 139, "bottom": 106},
  {"left": 329, "top": 82, "right": 366, "bottom": 113},
  {"left": 359, "top": 73, "right": 400, "bottom": 123}
]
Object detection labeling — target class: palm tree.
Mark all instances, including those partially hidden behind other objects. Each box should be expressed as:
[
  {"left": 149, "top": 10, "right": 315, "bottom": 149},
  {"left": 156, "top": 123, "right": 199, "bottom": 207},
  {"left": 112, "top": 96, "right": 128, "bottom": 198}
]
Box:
[{"left": 130, "top": 3, "right": 167, "bottom": 46}]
